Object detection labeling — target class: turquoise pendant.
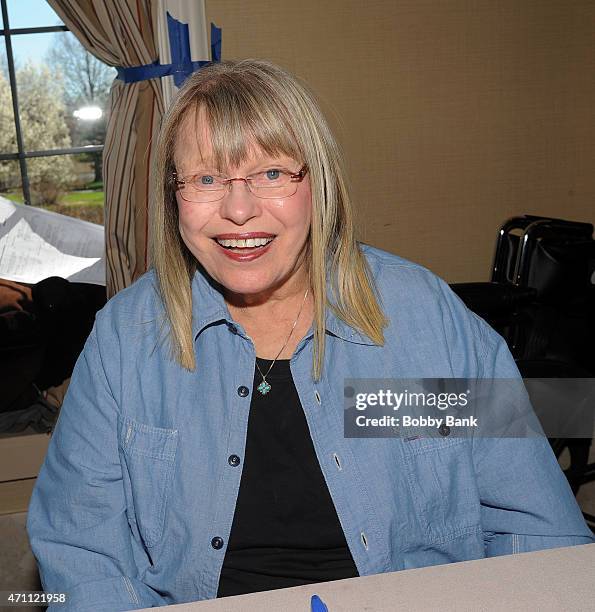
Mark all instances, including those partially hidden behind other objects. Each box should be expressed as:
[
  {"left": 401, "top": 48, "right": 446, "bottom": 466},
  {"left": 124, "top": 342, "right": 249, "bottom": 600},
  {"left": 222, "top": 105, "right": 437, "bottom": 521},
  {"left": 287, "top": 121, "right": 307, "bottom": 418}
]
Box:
[{"left": 257, "top": 380, "right": 272, "bottom": 395}]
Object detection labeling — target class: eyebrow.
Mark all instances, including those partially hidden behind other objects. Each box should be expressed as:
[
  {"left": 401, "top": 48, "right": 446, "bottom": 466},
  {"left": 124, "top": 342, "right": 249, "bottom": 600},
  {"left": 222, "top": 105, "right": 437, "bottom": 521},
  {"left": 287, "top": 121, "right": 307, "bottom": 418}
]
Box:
[{"left": 181, "top": 158, "right": 296, "bottom": 175}]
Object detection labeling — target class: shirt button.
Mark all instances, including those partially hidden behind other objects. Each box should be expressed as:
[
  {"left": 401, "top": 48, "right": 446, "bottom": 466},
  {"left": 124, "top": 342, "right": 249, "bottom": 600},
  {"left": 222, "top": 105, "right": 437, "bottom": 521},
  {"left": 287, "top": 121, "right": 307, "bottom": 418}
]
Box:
[
  {"left": 438, "top": 423, "right": 450, "bottom": 437},
  {"left": 237, "top": 386, "right": 249, "bottom": 397},
  {"left": 228, "top": 454, "right": 241, "bottom": 467},
  {"left": 211, "top": 536, "right": 224, "bottom": 550}
]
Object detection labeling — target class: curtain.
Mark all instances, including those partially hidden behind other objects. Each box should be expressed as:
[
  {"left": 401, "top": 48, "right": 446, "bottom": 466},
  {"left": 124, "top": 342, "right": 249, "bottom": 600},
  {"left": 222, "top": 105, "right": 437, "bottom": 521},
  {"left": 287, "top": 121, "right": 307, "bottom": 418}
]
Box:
[{"left": 47, "top": 0, "right": 165, "bottom": 297}]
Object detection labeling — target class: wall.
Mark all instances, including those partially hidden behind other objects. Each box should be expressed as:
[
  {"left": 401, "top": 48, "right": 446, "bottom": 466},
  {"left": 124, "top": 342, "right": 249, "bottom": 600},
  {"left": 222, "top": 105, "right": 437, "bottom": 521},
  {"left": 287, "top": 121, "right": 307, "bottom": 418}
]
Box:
[{"left": 205, "top": 0, "right": 595, "bottom": 282}]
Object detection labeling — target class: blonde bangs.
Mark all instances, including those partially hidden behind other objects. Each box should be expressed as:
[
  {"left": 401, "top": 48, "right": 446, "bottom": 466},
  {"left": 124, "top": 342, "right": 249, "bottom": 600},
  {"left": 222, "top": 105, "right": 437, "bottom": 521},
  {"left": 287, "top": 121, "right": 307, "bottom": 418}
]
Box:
[{"left": 186, "top": 76, "right": 305, "bottom": 172}]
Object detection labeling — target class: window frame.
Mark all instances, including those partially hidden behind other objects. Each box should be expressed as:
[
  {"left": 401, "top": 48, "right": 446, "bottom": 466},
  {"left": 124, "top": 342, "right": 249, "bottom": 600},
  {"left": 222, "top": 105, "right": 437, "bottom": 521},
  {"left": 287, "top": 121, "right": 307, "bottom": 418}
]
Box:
[{"left": 0, "top": 0, "right": 104, "bottom": 205}]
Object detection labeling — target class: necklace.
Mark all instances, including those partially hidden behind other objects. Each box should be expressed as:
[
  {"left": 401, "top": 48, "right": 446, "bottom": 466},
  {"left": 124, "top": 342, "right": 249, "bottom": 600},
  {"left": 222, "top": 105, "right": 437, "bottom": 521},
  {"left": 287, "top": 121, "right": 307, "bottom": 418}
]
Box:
[{"left": 254, "top": 288, "right": 309, "bottom": 395}]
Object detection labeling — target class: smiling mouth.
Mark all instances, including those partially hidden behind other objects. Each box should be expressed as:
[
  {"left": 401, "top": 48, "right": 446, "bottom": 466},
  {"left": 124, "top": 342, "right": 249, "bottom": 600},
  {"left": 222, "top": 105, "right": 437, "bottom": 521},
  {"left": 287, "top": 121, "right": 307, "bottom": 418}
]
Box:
[{"left": 214, "top": 237, "right": 275, "bottom": 250}]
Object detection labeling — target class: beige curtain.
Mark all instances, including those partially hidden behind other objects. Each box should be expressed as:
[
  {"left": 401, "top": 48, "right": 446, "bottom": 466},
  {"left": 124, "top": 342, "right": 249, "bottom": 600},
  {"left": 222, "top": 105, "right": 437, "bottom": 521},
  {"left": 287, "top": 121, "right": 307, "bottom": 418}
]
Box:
[{"left": 47, "top": 0, "right": 165, "bottom": 297}]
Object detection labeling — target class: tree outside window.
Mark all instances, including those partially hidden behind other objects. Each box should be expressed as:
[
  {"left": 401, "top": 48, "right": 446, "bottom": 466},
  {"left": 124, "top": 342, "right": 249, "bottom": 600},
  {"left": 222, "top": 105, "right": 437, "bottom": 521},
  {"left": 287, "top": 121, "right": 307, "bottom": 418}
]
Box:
[{"left": 0, "top": 0, "right": 115, "bottom": 225}]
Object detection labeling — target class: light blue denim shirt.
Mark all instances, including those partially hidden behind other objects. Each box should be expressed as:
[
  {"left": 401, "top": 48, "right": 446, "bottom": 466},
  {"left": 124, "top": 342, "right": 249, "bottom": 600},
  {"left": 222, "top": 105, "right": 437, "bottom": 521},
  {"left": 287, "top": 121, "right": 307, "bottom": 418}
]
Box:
[{"left": 27, "top": 244, "right": 594, "bottom": 611}]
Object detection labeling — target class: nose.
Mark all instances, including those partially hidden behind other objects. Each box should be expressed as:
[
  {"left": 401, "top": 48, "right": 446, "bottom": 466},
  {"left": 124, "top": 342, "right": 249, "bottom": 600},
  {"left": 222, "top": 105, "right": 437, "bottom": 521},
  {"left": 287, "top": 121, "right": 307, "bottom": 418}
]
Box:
[{"left": 218, "top": 179, "right": 261, "bottom": 225}]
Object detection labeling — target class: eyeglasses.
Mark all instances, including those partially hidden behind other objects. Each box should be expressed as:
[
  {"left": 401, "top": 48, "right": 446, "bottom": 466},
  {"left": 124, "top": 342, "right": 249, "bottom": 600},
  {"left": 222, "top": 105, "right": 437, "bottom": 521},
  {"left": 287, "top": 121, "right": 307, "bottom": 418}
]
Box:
[{"left": 172, "top": 165, "right": 308, "bottom": 203}]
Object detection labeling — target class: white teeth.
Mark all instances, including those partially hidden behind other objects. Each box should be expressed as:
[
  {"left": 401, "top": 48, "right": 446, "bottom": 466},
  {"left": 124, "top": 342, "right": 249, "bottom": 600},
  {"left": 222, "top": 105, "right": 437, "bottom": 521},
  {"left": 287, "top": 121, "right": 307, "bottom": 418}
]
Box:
[{"left": 216, "top": 237, "right": 274, "bottom": 248}]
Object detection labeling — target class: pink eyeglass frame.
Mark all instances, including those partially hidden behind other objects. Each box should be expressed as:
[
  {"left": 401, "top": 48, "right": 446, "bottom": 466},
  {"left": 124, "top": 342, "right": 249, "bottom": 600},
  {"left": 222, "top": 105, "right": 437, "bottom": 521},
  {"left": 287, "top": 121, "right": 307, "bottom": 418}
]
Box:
[{"left": 171, "top": 165, "right": 309, "bottom": 191}]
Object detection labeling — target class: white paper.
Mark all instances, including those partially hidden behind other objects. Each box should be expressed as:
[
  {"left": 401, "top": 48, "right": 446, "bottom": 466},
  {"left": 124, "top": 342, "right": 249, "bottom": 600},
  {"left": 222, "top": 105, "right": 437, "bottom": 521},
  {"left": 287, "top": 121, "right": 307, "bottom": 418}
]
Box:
[{"left": 0, "top": 196, "right": 105, "bottom": 285}]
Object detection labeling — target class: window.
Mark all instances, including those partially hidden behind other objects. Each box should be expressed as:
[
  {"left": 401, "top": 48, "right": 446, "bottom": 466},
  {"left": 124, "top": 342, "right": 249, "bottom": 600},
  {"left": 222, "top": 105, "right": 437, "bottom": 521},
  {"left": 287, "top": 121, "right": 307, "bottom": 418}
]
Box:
[{"left": 0, "top": 0, "right": 115, "bottom": 225}]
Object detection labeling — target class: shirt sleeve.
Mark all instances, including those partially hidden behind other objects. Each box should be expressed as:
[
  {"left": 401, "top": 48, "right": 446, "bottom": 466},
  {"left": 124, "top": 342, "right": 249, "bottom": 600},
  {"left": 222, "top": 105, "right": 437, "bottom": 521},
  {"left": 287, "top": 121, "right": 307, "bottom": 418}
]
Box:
[
  {"left": 437, "top": 278, "right": 595, "bottom": 556},
  {"left": 26, "top": 320, "right": 167, "bottom": 612}
]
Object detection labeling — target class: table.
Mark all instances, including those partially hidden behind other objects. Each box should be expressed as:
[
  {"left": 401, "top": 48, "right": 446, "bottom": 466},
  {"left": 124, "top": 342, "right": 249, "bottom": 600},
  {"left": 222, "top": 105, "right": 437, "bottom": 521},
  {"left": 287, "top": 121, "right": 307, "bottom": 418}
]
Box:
[{"left": 139, "top": 543, "right": 595, "bottom": 611}]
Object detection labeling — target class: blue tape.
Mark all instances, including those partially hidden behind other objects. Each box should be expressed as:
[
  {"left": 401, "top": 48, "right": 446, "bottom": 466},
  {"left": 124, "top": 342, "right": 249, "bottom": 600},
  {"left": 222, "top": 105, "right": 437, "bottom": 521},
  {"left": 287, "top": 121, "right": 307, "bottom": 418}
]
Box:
[
  {"left": 115, "top": 61, "right": 173, "bottom": 83},
  {"left": 211, "top": 22, "right": 222, "bottom": 62},
  {"left": 116, "top": 17, "right": 221, "bottom": 86}
]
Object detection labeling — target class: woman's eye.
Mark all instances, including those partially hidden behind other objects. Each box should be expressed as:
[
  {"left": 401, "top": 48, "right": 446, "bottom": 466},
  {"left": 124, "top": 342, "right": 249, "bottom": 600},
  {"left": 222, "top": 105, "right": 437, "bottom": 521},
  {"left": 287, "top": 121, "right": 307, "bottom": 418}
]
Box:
[
  {"left": 199, "top": 175, "right": 215, "bottom": 185},
  {"left": 265, "top": 169, "right": 281, "bottom": 180}
]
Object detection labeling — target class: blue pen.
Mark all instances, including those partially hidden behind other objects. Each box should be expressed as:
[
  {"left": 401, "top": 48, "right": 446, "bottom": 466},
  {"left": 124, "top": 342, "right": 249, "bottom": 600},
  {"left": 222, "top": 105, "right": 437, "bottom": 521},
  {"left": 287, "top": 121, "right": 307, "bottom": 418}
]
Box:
[{"left": 311, "top": 594, "right": 329, "bottom": 612}]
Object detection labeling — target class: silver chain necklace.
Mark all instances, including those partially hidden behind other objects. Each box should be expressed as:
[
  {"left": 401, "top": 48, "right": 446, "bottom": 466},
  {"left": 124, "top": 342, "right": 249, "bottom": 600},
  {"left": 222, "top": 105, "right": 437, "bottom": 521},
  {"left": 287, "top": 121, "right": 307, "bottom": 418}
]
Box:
[{"left": 254, "top": 288, "right": 309, "bottom": 395}]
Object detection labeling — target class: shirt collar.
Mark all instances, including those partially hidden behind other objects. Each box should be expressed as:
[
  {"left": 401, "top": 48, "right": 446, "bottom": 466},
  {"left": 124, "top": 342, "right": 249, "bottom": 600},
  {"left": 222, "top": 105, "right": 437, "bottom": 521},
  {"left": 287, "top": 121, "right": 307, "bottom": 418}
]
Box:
[
  {"left": 190, "top": 266, "right": 376, "bottom": 346},
  {"left": 323, "top": 306, "right": 376, "bottom": 345},
  {"left": 191, "top": 266, "right": 231, "bottom": 338}
]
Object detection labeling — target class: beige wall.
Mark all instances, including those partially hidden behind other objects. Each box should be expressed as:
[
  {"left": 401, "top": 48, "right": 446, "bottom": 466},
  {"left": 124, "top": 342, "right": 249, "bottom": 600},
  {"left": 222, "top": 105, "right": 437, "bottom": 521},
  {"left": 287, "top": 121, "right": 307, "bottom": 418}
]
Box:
[{"left": 205, "top": 0, "right": 595, "bottom": 282}]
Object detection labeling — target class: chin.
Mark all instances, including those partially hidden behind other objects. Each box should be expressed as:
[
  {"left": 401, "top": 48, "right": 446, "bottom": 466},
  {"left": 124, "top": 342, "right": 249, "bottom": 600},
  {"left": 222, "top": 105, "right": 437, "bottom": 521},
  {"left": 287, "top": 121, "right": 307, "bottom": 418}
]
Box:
[
  {"left": 207, "top": 268, "right": 276, "bottom": 296},
  {"left": 225, "top": 278, "right": 278, "bottom": 298}
]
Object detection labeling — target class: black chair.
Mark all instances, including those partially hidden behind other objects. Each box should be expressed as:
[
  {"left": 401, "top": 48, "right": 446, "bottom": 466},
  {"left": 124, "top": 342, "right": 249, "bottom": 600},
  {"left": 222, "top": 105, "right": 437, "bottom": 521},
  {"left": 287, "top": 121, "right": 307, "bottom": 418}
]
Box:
[{"left": 451, "top": 215, "right": 595, "bottom": 529}]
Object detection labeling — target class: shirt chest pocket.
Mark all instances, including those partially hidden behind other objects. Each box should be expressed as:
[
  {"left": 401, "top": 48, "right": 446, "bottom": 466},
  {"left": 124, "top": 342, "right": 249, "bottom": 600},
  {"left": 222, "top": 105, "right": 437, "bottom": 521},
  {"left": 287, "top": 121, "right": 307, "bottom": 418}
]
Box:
[
  {"left": 401, "top": 437, "right": 480, "bottom": 543},
  {"left": 118, "top": 416, "right": 178, "bottom": 549}
]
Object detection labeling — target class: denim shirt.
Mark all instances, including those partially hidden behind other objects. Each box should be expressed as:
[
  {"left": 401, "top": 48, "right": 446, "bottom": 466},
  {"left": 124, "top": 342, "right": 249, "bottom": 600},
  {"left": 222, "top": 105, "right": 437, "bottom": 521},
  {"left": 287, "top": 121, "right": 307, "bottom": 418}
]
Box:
[{"left": 27, "top": 244, "right": 594, "bottom": 611}]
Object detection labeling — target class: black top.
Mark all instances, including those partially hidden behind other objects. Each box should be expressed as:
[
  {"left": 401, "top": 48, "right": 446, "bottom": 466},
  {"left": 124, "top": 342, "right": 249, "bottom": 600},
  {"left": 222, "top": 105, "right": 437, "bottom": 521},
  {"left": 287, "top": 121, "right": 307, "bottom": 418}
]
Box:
[{"left": 216, "top": 357, "right": 359, "bottom": 598}]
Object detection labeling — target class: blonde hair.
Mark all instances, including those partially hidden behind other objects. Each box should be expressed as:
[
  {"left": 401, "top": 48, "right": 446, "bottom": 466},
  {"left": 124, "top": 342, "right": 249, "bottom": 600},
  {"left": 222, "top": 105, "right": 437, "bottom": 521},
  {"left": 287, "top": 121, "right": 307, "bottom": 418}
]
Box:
[{"left": 150, "top": 59, "right": 387, "bottom": 380}]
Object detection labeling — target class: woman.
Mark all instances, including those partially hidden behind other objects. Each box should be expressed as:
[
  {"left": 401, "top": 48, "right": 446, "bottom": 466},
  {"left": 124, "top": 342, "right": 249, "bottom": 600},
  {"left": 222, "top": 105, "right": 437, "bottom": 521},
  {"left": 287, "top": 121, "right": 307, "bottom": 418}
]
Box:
[{"left": 27, "top": 60, "right": 593, "bottom": 611}]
